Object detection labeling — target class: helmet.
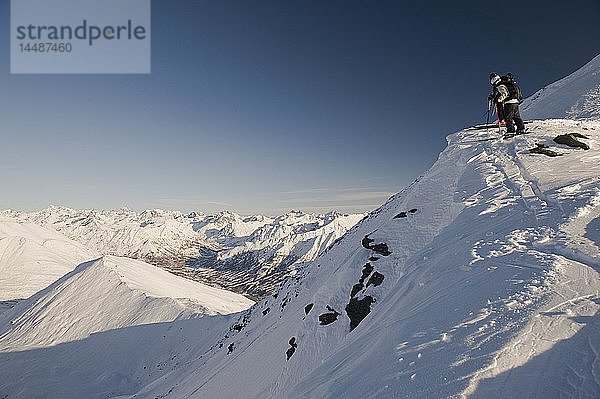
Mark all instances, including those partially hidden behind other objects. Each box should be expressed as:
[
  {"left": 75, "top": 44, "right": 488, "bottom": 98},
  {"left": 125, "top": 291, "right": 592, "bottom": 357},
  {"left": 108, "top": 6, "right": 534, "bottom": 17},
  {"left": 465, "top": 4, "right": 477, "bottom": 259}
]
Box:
[{"left": 490, "top": 73, "right": 501, "bottom": 85}]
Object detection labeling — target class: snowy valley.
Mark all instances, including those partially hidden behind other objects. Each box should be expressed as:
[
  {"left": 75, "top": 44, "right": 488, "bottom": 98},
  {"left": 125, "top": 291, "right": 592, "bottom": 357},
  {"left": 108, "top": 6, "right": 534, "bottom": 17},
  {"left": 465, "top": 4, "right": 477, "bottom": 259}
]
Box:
[
  {"left": 133, "top": 115, "right": 600, "bottom": 398},
  {"left": 2, "top": 207, "right": 363, "bottom": 299},
  {"left": 1, "top": 53, "right": 600, "bottom": 398}
]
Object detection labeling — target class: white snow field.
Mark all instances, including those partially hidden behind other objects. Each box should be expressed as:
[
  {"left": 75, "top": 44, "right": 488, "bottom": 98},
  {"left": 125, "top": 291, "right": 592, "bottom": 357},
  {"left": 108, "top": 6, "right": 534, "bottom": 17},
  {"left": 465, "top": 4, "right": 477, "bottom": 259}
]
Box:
[
  {"left": 0, "top": 220, "right": 98, "bottom": 301},
  {"left": 128, "top": 56, "right": 600, "bottom": 399},
  {"left": 522, "top": 53, "right": 600, "bottom": 120},
  {"left": 1, "top": 55, "right": 600, "bottom": 399},
  {"left": 0, "top": 255, "right": 253, "bottom": 398},
  {"left": 2, "top": 207, "right": 363, "bottom": 298},
  {"left": 130, "top": 118, "right": 600, "bottom": 399}
]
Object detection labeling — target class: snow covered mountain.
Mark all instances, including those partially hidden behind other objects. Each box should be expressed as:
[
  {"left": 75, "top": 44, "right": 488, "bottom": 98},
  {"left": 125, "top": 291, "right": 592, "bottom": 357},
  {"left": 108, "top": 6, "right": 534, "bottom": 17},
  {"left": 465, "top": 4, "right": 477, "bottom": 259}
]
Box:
[
  {"left": 0, "top": 255, "right": 253, "bottom": 398},
  {"left": 2, "top": 55, "right": 600, "bottom": 399},
  {"left": 125, "top": 56, "right": 600, "bottom": 398},
  {"left": 0, "top": 219, "right": 98, "bottom": 301},
  {"left": 0, "top": 255, "right": 253, "bottom": 349},
  {"left": 2, "top": 207, "right": 363, "bottom": 299},
  {"left": 189, "top": 210, "right": 364, "bottom": 299},
  {"left": 522, "top": 53, "right": 600, "bottom": 120},
  {"left": 130, "top": 118, "right": 600, "bottom": 398}
]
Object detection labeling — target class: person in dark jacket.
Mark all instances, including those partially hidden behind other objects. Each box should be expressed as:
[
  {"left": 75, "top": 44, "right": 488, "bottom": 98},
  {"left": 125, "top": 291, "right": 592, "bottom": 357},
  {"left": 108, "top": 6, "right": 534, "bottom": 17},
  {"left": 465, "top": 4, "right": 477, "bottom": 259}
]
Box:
[{"left": 490, "top": 73, "right": 525, "bottom": 134}]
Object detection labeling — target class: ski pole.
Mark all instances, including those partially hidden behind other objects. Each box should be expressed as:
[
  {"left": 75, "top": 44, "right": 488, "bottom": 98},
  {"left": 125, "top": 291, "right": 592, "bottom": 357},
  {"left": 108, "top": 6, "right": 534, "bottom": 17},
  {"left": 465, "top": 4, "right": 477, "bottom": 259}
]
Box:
[{"left": 479, "top": 108, "right": 489, "bottom": 122}]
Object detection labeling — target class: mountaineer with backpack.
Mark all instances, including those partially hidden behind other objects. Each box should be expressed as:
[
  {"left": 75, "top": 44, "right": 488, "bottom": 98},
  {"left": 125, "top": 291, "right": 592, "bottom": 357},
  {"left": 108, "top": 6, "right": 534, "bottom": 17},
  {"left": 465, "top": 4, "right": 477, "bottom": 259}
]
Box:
[{"left": 489, "top": 72, "right": 525, "bottom": 135}]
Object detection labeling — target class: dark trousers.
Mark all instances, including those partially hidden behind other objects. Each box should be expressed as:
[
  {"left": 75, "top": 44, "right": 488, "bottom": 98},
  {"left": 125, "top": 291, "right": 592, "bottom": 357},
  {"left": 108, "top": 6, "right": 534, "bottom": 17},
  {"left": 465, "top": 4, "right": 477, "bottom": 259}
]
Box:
[{"left": 503, "top": 102, "right": 525, "bottom": 133}]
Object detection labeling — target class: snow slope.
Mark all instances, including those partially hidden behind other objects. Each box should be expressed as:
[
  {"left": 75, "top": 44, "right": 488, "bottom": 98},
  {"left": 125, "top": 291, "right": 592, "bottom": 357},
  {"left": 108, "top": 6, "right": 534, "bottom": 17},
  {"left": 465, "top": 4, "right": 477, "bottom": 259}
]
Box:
[
  {"left": 522, "top": 53, "right": 600, "bottom": 120},
  {"left": 3, "top": 207, "right": 363, "bottom": 298},
  {"left": 189, "top": 210, "right": 364, "bottom": 298},
  {"left": 0, "top": 220, "right": 98, "bottom": 301},
  {"left": 130, "top": 118, "right": 600, "bottom": 398},
  {"left": 0, "top": 255, "right": 253, "bottom": 349},
  {"left": 3, "top": 55, "right": 600, "bottom": 399},
  {"left": 0, "top": 255, "right": 253, "bottom": 398}
]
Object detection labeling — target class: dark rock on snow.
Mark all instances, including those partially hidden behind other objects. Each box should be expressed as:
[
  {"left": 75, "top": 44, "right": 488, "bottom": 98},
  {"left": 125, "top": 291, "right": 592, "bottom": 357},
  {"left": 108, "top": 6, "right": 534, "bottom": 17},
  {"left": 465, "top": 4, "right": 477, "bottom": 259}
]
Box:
[
  {"left": 361, "top": 235, "right": 375, "bottom": 250},
  {"left": 371, "top": 243, "right": 391, "bottom": 256},
  {"left": 319, "top": 306, "right": 341, "bottom": 325},
  {"left": 304, "top": 303, "right": 314, "bottom": 315},
  {"left": 286, "top": 337, "right": 297, "bottom": 360},
  {"left": 362, "top": 234, "right": 392, "bottom": 256},
  {"left": 553, "top": 133, "right": 590, "bottom": 150},
  {"left": 360, "top": 263, "right": 374, "bottom": 282},
  {"left": 351, "top": 283, "right": 363, "bottom": 298},
  {"left": 345, "top": 296, "right": 375, "bottom": 331},
  {"left": 529, "top": 143, "right": 562, "bottom": 157},
  {"left": 394, "top": 208, "right": 417, "bottom": 219}
]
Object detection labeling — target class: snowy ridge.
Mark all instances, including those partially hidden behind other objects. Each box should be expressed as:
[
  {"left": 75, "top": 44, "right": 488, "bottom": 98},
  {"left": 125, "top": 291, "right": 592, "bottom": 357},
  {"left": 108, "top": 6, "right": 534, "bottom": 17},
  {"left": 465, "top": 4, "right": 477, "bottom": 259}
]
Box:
[
  {"left": 0, "top": 255, "right": 253, "bottom": 350},
  {"left": 0, "top": 255, "right": 251, "bottom": 398},
  {"left": 0, "top": 221, "right": 98, "bottom": 301},
  {"left": 130, "top": 119, "right": 600, "bottom": 399},
  {"left": 2, "top": 207, "right": 362, "bottom": 298},
  {"left": 3, "top": 56, "right": 600, "bottom": 399},
  {"left": 522, "top": 53, "right": 600, "bottom": 120}
]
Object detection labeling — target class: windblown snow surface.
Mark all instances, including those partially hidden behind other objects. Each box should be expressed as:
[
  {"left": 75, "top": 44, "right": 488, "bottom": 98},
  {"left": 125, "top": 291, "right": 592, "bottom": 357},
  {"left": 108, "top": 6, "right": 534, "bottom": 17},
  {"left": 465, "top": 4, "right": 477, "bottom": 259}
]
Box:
[
  {"left": 0, "top": 255, "right": 253, "bottom": 398},
  {"left": 522, "top": 53, "right": 600, "bottom": 120},
  {"left": 129, "top": 118, "right": 600, "bottom": 399},
  {"left": 0, "top": 220, "right": 98, "bottom": 301},
  {"left": 128, "top": 55, "right": 600, "bottom": 399},
  {"left": 2, "top": 54, "right": 600, "bottom": 398}
]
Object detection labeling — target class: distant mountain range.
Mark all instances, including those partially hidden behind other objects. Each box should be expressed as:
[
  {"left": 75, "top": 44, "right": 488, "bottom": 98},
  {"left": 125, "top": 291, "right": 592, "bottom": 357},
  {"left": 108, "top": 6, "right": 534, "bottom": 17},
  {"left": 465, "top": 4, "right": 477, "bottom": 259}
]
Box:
[
  {"left": 1, "top": 206, "right": 364, "bottom": 299},
  {"left": 2, "top": 54, "right": 600, "bottom": 399}
]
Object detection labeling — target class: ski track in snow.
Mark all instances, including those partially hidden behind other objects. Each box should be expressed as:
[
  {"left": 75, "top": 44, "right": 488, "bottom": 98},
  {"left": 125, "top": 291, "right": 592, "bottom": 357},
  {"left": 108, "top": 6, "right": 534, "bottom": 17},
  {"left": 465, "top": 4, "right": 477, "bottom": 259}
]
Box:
[
  {"left": 114, "top": 118, "right": 600, "bottom": 399},
  {"left": 457, "top": 119, "right": 600, "bottom": 398},
  {"left": 2, "top": 58, "right": 600, "bottom": 398},
  {"left": 1, "top": 118, "right": 600, "bottom": 399}
]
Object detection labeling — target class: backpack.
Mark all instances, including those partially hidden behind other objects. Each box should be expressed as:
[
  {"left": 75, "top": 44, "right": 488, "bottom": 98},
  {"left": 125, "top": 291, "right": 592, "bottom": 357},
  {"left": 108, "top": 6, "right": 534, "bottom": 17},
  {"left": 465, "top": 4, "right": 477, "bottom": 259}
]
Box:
[{"left": 501, "top": 75, "right": 523, "bottom": 103}]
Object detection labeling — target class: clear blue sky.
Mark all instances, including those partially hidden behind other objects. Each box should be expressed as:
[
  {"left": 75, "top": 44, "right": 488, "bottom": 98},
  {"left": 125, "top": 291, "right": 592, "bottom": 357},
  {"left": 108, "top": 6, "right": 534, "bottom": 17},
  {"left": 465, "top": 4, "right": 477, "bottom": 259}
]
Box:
[{"left": 1, "top": 0, "right": 599, "bottom": 215}]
